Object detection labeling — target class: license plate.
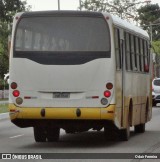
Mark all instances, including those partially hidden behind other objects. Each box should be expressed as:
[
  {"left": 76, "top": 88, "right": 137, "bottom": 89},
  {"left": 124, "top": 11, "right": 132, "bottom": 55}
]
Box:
[{"left": 53, "top": 92, "right": 70, "bottom": 98}]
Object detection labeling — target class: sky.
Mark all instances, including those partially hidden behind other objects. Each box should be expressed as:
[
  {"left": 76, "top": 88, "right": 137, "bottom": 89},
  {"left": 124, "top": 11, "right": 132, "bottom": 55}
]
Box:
[
  {"left": 26, "top": 0, "right": 160, "bottom": 11},
  {"left": 26, "top": 0, "right": 80, "bottom": 11}
]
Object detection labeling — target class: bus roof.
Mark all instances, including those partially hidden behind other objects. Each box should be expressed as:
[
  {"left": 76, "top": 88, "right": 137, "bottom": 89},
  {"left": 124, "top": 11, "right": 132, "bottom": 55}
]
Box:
[
  {"left": 110, "top": 14, "right": 149, "bottom": 38},
  {"left": 18, "top": 10, "right": 104, "bottom": 18}
]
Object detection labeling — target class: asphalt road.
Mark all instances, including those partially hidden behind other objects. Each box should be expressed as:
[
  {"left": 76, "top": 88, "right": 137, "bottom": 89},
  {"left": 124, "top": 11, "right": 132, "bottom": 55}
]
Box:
[{"left": 0, "top": 107, "right": 160, "bottom": 162}]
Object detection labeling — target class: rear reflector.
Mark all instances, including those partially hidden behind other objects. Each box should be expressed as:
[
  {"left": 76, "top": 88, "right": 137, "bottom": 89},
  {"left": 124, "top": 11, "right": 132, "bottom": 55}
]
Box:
[
  {"left": 107, "top": 110, "right": 114, "bottom": 113},
  {"left": 16, "top": 97, "right": 23, "bottom": 105},
  {"left": 10, "top": 109, "right": 20, "bottom": 113},
  {"left": 24, "top": 96, "right": 31, "bottom": 99},
  {"left": 101, "top": 98, "right": 108, "bottom": 105},
  {"left": 92, "top": 96, "right": 99, "bottom": 99},
  {"left": 10, "top": 109, "right": 16, "bottom": 112}
]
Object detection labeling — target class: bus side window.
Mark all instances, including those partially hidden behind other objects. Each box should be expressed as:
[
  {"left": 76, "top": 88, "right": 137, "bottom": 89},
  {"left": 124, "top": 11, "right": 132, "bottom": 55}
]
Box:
[
  {"left": 134, "top": 36, "right": 137, "bottom": 71},
  {"left": 139, "top": 39, "right": 144, "bottom": 72},
  {"left": 115, "top": 28, "right": 121, "bottom": 70},
  {"left": 135, "top": 37, "right": 140, "bottom": 72},
  {"left": 125, "top": 33, "right": 131, "bottom": 71},
  {"left": 130, "top": 34, "right": 136, "bottom": 71},
  {"left": 138, "top": 38, "right": 142, "bottom": 72},
  {"left": 143, "top": 40, "right": 149, "bottom": 72},
  {"left": 147, "top": 41, "right": 150, "bottom": 65}
]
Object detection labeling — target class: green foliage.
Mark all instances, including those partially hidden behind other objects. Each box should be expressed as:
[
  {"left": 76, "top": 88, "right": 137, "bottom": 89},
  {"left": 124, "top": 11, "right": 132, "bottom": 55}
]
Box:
[
  {"left": 0, "top": 104, "right": 8, "bottom": 113},
  {"left": 0, "top": 0, "right": 30, "bottom": 79},
  {"left": 152, "top": 41, "right": 160, "bottom": 55},
  {"left": 137, "top": 4, "right": 160, "bottom": 41},
  {"left": 138, "top": 4, "right": 160, "bottom": 25},
  {"left": 0, "top": 21, "right": 10, "bottom": 78},
  {"left": 0, "top": 0, "right": 28, "bottom": 22},
  {"left": 81, "top": 0, "right": 106, "bottom": 12},
  {"left": 81, "top": 0, "right": 142, "bottom": 19},
  {"left": 0, "top": 79, "right": 9, "bottom": 90}
]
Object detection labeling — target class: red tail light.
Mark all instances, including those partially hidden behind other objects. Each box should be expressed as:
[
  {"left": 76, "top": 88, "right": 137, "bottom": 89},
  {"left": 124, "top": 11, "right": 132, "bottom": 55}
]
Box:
[
  {"left": 13, "top": 90, "right": 20, "bottom": 97},
  {"left": 106, "top": 83, "right": 113, "bottom": 90},
  {"left": 104, "top": 90, "right": 111, "bottom": 98},
  {"left": 11, "top": 82, "right": 17, "bottom": 89}
]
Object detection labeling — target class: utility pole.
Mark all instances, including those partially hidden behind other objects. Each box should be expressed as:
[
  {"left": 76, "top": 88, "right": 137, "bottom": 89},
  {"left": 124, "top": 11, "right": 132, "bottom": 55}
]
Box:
[
  {"left": 58, "top": 0, "right": 60, "bottom": 10},
  {"left": 79, "top": 0, "right": 82, "bottom": 11}
]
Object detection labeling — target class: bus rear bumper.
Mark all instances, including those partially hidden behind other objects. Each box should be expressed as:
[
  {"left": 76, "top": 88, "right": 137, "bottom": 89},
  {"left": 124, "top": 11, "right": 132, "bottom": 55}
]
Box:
[{"left": 9, "top": 104, "right": 115, "bottom": 128}]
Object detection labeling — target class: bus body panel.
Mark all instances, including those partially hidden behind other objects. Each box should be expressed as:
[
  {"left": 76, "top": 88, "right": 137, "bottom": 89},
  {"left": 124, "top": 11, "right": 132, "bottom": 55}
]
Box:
[
  {"left": 116, "top": 71, "right": 151, "bottom": 128},
  {"left": 9, "top": 58, "right": 115, "bottom": 108}
]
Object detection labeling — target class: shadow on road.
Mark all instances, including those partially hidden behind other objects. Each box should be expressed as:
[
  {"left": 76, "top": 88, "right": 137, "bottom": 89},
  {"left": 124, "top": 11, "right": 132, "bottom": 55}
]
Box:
[{"left": 19, "top": 130, "right": 143, "bottom": 150}]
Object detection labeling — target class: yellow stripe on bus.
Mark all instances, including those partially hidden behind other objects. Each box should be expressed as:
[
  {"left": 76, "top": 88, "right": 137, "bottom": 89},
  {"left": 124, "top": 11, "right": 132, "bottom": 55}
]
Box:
[{"left": 9, "top": 104, "right": 115, "bottom": 120}]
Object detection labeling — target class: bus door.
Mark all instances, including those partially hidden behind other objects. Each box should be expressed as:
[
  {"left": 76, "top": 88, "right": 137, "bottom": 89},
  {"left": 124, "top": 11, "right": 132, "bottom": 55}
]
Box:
[
  {"left": 115, "top": 27, "right": 125, "bottom": 128},
  {"left": 120, "top": 29, "right": 125, "bottom": 127}
]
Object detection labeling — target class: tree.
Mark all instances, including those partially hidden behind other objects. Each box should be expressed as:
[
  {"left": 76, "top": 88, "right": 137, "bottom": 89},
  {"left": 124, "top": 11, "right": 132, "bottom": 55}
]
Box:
[
  {"left": 0, "top": 0, "right": 30, "bottom": 79},
  {"left": 137, "top": 3, "right": 160, "bottom": 41},
  {"left": 152, "top": 41, "right": 160, "bottom": 55},
  {"left": 137, "top": 3, "right": 160, "bottom": 78},
  {"left": 0, "top": 0, "right": 28, "bottom": 22},
  {"left": 81, "top": 0, "right": 146, "bottom": 20}
]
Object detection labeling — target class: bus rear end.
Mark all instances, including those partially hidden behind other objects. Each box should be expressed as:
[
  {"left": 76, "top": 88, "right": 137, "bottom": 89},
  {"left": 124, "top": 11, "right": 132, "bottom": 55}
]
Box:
[{"left": 9, "top": 11, "right": 115, "bottom": 142}]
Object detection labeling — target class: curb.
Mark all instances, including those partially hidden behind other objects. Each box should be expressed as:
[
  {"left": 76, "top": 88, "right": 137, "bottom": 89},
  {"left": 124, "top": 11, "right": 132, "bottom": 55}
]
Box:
[{"left": 0, "top": 112, "right": 9, "bottom": 120}]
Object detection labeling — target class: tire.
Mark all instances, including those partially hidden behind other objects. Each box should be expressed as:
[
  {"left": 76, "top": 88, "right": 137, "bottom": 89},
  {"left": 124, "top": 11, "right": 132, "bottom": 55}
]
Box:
[
  {"left": 152, "top": 101, "right": 157, "bottom": 107},
  {"left": 119, "top": 127, "right": 130, "bottom": 141},
  {"left": 65, "top": 129, "right": 75, "bottom": 134},
  {"left": 119, "top": 114, "right": 130, "bottom": 141},
  {"left": 34, "top": 127, "right": 47, "bottom": 142},
  {"left": 104, "top": 126, "right": 118, "bottom": 141},
  {"left": 134, "top": 123, "right": 145, "bottom": 133},
  {"left": 46, "top": 127, "right": 60, "bottom": 142}
]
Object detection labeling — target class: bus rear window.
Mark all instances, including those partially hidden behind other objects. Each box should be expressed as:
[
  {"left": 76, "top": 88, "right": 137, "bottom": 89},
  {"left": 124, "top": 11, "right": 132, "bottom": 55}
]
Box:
[{"left": 15, "top": 16, "right": 110, "bottom": 52}]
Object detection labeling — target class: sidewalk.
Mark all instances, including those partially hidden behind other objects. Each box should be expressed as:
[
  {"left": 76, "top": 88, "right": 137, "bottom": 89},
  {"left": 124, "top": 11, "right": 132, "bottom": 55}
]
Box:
[
  {"left": 0, "top": 112, "right": 9, "bottom": 120},
  {"left": 0, "top": 100, "right": 9, "bottom": 120},
  {"left": 0, "top": 100, "right": 8, "bottom": 104}
]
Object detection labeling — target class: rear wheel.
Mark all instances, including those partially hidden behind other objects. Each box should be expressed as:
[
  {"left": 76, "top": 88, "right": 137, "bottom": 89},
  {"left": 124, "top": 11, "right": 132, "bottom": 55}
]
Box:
[
  {"left": 34, "top": 127, "right": 47, "bottom": 142},
  {"left": 134, "top": 123, "right": 145, "bottom": 133},
  {"left": 119, "top": 112, "right": 130, "bottom": 141},
  {"left": 104, "top": 127, "right": 117, "bottom": 141},
  {"left": 65, "top": 129, "right": 75, "bottom": 134},
  {"left": 119, "top": 124, "right": 130, "bottom": 141},
  {"left": 152, "top": 100, "right": 157, "bottom": 107}
]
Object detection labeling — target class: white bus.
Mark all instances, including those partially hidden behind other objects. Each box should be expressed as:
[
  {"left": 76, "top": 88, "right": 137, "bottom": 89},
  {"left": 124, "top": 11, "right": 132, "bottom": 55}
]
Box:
[{"left": 9, "top": 11, "right": 152, "bottom": 142}]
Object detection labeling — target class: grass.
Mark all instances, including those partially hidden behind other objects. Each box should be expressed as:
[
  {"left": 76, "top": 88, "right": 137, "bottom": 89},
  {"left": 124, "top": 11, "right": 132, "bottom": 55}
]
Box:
[
  {"left": 0, "top": 99, "right": 8, "bottom": 101},
  {"left": 0, "top": 104, "right": 8, "bottom": 113}
]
